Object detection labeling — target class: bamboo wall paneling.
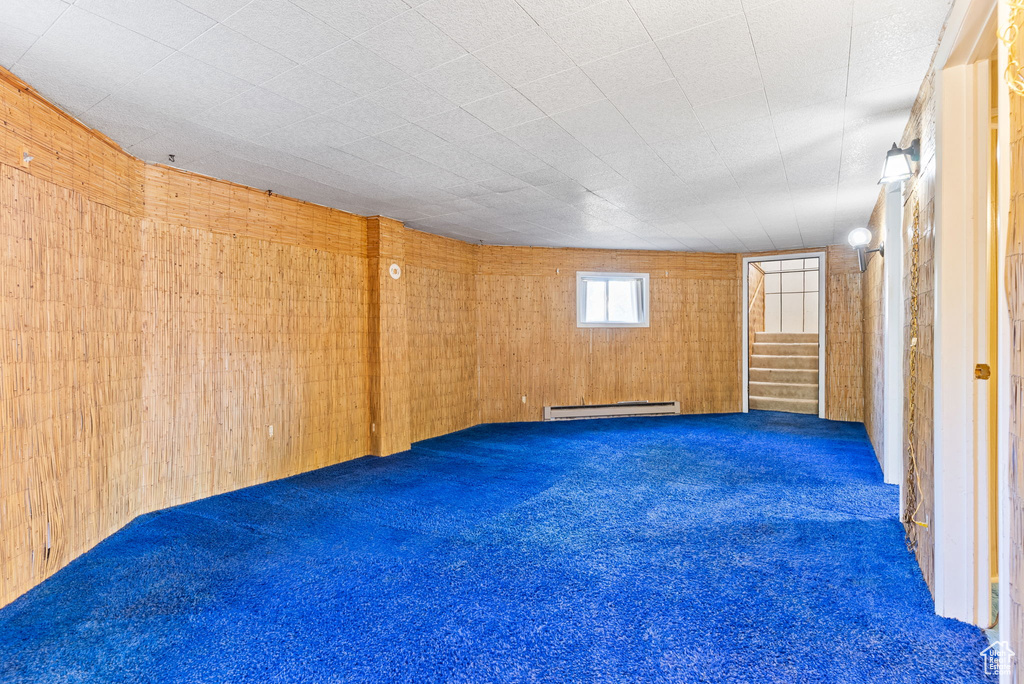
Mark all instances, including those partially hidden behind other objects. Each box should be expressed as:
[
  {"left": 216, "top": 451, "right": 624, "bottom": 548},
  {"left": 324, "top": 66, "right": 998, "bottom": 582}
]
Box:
[
  {"left": 366, "top": 217, "right": 411, "bottom": 456},
  {"left": 862, "top": 197, "right": 887, "bottom": 465},
  {"left": 474, "top": 248, "right": 743, "bottom": 422},
  {"left": 900, "top": 69, "right": 937, "bottom": 591},
  {"left": 824, "top": 245, "right": 865, "bottom": 423},
  {"left": 404, "top": 229, "right": 480, "bottom": 442},
  {"left": 748, "top": 263, "right": 766, "bottom": 357}
]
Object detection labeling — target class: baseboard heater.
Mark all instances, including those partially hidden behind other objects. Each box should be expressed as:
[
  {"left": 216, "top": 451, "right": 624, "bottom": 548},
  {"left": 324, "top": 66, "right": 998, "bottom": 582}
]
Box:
[{"left": 543, "top": 401, "right": 681, "bottom": 421}]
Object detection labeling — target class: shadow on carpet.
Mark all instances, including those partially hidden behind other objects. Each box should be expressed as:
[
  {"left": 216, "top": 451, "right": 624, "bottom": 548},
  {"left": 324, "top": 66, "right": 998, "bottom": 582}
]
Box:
[{"left": 0, "top": 411, "right": 995, "bottom": 683}]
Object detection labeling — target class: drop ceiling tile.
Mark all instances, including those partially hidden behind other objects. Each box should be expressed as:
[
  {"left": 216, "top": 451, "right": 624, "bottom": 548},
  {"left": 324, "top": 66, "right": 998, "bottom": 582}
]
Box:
[
  {"left": 513, "top": 0, "right": 606, "bottom": 25},
  {"left": 180, "top": 24, "right": 298, "bottom": 83},
  {"left": 116, "top": 52, "right": 252, "bottom": 119},
  {"left": 854, "top": 0, "right": 951, "bottom": 25},
  {"left": 753, "top": 29, "right": 851, "bottom": 78},
  {"left": 417, "top": 0, "right": 536, "bottom": 52},
  {"left": 355, "top": 10, "right": 466, "bottom": 75},
  {"left": 198, "top": 87, "right": 315, "bottom": 138},
  {"left": 260, "top": 67, "right": 358, "bottom": 112},
  {"left": 478, "top": 175, "right": 530, "bottom": 193},
  {"left": 416, "top": 107, "right": 494, "bottom": 142},
  {"left": 76, "top": 0, "right": 215, "bottom": 49},
  {"left": 631, "top": 0, "right": 743, "bottom": 40},
  {"left": 502, "top": 117, "right": 594, "bottom": 166},
  {"left": 515, "top": 166, "right": 573, "bottom": 187},
  {"left": 376, "top": 123, "right": 449, "bottom": 155},
  {"left": 475, "top": 27, "right": 576, "bottom": 87},
  {"left": 462, "top": 89, "right": 546, "bottom": 130},
  {"left": 415, "top": 143, "right": 503, "bottom": 181},
  {"left": 773, "top": 100, "right": 846, "bottom": 153},
  {"left": 693, "top": 89, "right": 770, "bottom": 130},
  {"left": 341, "top": 137, "right": 406, "bottom": 164},
  {"left": 516, "top": 68, "right": 605, "bottom": 116},
  {"left": 289, "top": 0, "right": 410, "bottom": 37},
  {"left": 851, "top": 7, "right": 947, "bottom": 65},
  {"left": 763, "top": 67, "right": 848, "bottom": 113},
  {"left": 847, "top": 45, "right": 933, "bottom": 94},
  {"left": 553, "top": 99, "right": 647, "bottom": 156},
  {"left": 546, "top": 0, "right": 650, "bottom": 64},
  {"left": 17, "top": 7, "right": 174, "bottom": 92},
  {"left": 553, "top": 155, "right": 628, "bottom": 191},
  {"left": 366, "top": 79, "right": 455, "bottom": 122},
  {"left": 609, "top": 79, "right": 702, "bottom": 144},
  {"left": 306, "top": 42, "right": 408, "bottom": 98},
  {"left": 415, "top": 55, "right": 509, "bottom": 105},
  {"left": 0, "top": 22, "right": 39, "bottom": 69},
  {"left": 746, "top": 0, "right": 854, "bottom": 51},
  {"left": 4, "top": 0, "right": 69, "bottom": 35},
  {"left": 659, "top": 15, "right": 762, "bottom": 106},
  {"left": 460, "top": 132, "right": 548, "bottom": 174},
  {"left": 175, "top": 0, "right": 250, "bottom": 22},
  {"left": 325, "top": 99, "right": 410, "bottom": 136},
  {"left": 79, "top": 98, "right": 161, "bottom": 147},
  {"left": 223, "top": 0, "right": 348, "bottom": 62},
  {"left": 258, "top": 114, "right": 365, "bottom": 154},
  {"left": 600, "top": 146, "right": 676, "bottom": 184},
  {"left": 580, "top": 43, "right": 675, "bottom": 96}
]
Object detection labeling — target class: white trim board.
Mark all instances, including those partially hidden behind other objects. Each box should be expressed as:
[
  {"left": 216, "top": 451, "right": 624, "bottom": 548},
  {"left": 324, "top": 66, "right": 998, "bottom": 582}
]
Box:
[{"left": 741, "top": 251, "right": 827, "bottom": 420}]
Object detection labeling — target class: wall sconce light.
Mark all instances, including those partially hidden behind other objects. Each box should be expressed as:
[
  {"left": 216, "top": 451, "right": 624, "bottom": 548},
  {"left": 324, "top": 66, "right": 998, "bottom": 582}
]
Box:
[
  {"left": 848, "top": 227, "right": 884, "bottom": 272},
  {"left": 878, "top": 139, "right": 920, "bottom": 185}
]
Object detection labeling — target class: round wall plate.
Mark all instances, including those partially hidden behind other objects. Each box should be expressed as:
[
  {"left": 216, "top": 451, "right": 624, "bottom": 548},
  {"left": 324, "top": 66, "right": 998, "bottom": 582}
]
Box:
[{"left": 389, "top": 263, "right": 402, "bottom": 280}]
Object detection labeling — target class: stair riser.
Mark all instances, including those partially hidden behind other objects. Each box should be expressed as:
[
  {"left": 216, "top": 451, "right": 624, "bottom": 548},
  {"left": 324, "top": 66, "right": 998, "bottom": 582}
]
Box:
[
  {"left": 749, "top": 368, "right": 818, "bottom": 384},
  {"left": 749, "top": 397, "right": 818, "bottom": 415},
  {"left": 749, "top": 382, "right": 818, "bottom": 400},
  {"left": 750, "top": 355, "right": 818, "bottom": 370},
  {"left": 754, "top": 332, "right": 818, "bottom": 344},
  {"left": 752, "top": 342, "right": 818, "bottom": 356}
]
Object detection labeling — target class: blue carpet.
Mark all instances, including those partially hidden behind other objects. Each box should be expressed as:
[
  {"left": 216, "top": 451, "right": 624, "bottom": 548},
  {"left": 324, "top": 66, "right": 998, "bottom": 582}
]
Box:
[{"left": 0, "top": 412, "right": 994, "bottom": 683}]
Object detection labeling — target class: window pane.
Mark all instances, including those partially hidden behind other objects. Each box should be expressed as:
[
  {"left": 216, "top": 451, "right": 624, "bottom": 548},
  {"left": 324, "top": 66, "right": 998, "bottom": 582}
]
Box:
[
  {"left": 585, "top": 279, "right": 607, "bottom": 322},
  {"left": 608, "top": 279, "right": 639, "bottom": 323},
  {"left": 764, "top": 272, "right": 781, "bottom": 294},
  {"left": 804, "top": 291, "right": 819, "bottom": 331},
  {"left": 804, "top": 258, "right": 819, "bottom": 269},
  {"left": 760, "top": 261, "right": 781, "bottom": 272},
  {"left": 804, "top": 270, "right": 818, "bottom": 292},
  {"left": 781, "top": 292, "right": 803, "bottom": 332},
  {"left": 763, "top": 293, "right": 779, "bottom": 333},
  {"left": 781, "top": 259, "right": 804, "bottom": 271},
  {"left": 781, "top": 271, "right": 804, "bottom": 293}
]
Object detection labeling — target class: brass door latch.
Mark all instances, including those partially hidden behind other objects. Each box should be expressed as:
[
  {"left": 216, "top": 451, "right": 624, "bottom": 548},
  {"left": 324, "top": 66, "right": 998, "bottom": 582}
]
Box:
[{"left": 975, "top": 363, "right": 991, "bottom": 380}]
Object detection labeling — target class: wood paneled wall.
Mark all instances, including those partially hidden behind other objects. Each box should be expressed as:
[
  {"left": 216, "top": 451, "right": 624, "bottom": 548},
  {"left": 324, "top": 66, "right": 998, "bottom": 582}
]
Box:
[
  {"left": 475, "top": 248, "right": 743, "bottom": 422},
  {"left": 824, "top": 245, "right": 865, "bottom": 423},
  {"left": 0, "top": 66, "right": 868, "bottom": 608},
  {"left": 862, "top": 198, "right": 886, "bottom": 467},
  {"left": 0, "top": 70, "right": 373, "bottom": 607}
]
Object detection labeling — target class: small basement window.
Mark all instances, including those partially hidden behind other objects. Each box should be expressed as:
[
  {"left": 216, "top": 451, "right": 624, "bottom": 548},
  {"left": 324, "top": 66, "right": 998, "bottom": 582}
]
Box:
[{"left": 576, "top": 272, "right": 650, "bottom": 327}]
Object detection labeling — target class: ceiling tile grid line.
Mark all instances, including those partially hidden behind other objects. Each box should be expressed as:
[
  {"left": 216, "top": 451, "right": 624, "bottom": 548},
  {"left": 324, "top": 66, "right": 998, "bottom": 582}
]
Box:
[{"left": 1, "top": 0, "right": 954, "bottom": 251}]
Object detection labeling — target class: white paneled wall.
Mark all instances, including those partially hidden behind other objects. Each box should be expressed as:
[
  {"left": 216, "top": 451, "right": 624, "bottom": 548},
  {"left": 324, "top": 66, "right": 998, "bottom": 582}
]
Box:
[{"left": 761, "top": 258, "right": 819, "bottom": 333}]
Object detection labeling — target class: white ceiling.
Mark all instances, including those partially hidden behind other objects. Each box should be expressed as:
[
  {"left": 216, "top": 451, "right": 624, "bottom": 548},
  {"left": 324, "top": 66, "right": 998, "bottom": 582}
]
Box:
[{"left": 2, "top": 0, "right": 950, "bottom": 251}]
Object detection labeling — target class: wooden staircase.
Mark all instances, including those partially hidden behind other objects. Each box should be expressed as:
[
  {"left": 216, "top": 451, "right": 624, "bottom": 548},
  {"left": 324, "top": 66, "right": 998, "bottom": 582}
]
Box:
[{"left": 749, "top": 331, "right": 819, "bottom": 415}]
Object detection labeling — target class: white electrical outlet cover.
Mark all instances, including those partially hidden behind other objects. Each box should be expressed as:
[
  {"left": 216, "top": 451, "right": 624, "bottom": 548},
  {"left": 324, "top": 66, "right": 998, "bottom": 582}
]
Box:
[{"left": 389, "top": 263, "right": 401, "bottom": 279}]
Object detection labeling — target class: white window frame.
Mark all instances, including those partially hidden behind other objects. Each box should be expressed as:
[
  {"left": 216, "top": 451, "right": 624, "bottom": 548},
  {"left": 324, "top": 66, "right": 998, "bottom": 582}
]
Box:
[{"left": 576, "top": 271, "right": 650, "bottom": 328}]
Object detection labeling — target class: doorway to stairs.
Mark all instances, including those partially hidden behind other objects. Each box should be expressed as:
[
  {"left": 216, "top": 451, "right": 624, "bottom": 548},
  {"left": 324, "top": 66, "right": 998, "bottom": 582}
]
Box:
[{"left": 741, "top": 253, "right": 826, "bottom": 418}]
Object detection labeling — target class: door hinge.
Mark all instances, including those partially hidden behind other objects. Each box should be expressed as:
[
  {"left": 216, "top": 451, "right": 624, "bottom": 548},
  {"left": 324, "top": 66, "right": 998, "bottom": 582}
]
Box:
[{"left": 974, "top": 363, "right": 991, "bottom": 380}]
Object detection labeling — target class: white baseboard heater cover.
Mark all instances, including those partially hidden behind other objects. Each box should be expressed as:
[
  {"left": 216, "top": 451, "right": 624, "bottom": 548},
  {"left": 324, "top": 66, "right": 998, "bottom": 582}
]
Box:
[{"left": 543, "top": 401, "right": 680, "bottom": 421}]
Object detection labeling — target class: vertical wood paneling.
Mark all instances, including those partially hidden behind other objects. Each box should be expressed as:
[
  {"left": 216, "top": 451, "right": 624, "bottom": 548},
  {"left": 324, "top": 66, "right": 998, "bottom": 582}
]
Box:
[
  {"left": 825, "top": 245, "right": 865, "bottom": 423},
  {"left": 862, "top": 198, "right": 886, "bottom": 465}
]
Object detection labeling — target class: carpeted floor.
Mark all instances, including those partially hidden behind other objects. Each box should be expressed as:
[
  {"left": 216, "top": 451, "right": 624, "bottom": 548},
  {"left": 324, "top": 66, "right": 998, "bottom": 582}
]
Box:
[{"left": 0, "top": 412, "right": 995, "bottom": 683}]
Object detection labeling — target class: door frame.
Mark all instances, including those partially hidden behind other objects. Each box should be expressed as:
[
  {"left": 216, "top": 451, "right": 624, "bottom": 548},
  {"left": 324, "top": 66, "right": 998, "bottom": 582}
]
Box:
[{"left": 741, "top": 251, "right": 827, "bottom": 419}]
